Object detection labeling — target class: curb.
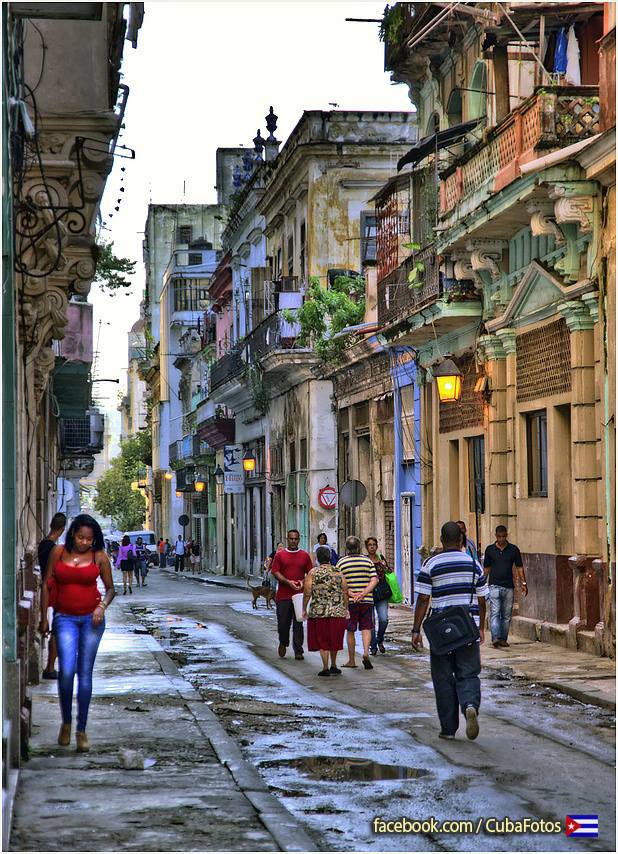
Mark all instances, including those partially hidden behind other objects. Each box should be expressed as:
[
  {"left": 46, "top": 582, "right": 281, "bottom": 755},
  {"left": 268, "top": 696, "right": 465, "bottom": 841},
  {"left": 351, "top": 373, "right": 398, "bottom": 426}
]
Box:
[
  {"left": 138, "top": 602, "right": 318, "bottom": 852},
  {"left": 387, "top": 627, "right": 616, "bottom": 712},
  {"left": 159, "top": 567, "right": 249, "bottom": 591}
]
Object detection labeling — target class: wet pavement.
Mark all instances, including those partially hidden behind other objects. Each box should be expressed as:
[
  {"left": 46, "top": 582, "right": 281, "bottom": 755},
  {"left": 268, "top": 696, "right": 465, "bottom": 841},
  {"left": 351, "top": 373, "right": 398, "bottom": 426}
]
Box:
[{"left": 11, "top": 567, "right": 616, "bottom": 852}]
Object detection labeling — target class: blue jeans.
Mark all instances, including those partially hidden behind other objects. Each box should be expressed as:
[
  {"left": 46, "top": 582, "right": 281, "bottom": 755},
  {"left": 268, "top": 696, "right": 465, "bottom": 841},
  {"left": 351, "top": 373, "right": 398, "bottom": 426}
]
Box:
[
  {"left": 430, "top": 642, "right": 481, "bottom": 736},
  {"left": 488, "top": 585, "right": 514, "bottom": 642},
  {"left": 370, "top": 599, "right": 389, "bottom": 651},
  {"left": 54, "top": 612, "right": 105, "bottom": 732}
]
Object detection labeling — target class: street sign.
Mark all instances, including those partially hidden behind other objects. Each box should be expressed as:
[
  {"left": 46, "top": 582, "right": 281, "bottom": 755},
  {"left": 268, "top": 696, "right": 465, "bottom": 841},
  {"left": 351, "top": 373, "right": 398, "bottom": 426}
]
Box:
[
  {"left": 178, "top": 514, "right": 190, "bottom": 527},
  {"left": 318, "top": 485, "right": 337, "bottom": 509},
  {"left": 339, "top": 479, "right": 367, "bottom": 507},
  {"left": 223, "top": 444, "right": 244, "bottom": 494}
]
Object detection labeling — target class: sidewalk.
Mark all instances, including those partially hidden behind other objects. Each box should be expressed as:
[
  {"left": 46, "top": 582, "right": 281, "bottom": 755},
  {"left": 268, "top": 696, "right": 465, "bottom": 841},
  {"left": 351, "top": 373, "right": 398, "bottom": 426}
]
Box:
[
  {"left": 160, "top": 566, "right": 252, "bottom": 590},
  {"left": 10, "top": 600, "right": 317, "bottom": 852},
  {"left": 386, "top": 607, "right": 616, "bottom": 711}
]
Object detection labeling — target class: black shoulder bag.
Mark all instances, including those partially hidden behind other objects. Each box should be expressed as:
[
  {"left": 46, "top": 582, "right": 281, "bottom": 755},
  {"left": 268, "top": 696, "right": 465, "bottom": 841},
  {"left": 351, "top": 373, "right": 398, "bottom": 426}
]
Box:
[{"left": 421, "top": 567, "right": 480, "bottom": 655}]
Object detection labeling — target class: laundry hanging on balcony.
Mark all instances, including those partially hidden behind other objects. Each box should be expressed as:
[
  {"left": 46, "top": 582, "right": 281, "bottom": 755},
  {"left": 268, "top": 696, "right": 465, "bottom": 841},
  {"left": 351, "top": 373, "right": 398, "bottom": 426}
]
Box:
[
  {"left": 566, "top": 25, "right": 581, "bottom": 86},
  {"left": 397, "top": 119, "right": 481, "bottom": 172}
]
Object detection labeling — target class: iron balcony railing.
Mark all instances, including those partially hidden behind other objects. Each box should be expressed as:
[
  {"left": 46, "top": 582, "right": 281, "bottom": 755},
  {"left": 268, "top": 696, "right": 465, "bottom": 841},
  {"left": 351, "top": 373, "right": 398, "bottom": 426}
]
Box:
[
  {"left": 377, "top": 245, "right": 442, "bottom": 328},
  {"left": 209, "top": 346, "right": 245, "bottom": 391},
  {"left": 440, "top": 86, "right": 600, "bottom": 216},
  {"left": 60, "top": 418, "right": 103, "bottom": 455},
  {"left": 246, "top": 310, "right": 303, "bottom": 365},
  {"left": 168, "top": 441, "right": 179, "bottom": 464}
]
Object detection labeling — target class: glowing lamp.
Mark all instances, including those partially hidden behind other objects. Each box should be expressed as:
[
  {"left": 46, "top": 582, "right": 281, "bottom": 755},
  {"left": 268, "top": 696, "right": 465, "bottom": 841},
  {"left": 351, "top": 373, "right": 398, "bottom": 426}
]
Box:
[
  {"left": 433, "top": 357, "right": 463, "bottom": 404},
  {"left": 195, "top": 480, "right": 205, "bottom": 492},
  {"left": 175, "top": 490, "right": 182, "bottom": 498},
  {"left": 164, "top": 471, "right": 173, "bottom": 480},
  {"left": 242, "top": 450, "right": 256, "bottom": 472}
]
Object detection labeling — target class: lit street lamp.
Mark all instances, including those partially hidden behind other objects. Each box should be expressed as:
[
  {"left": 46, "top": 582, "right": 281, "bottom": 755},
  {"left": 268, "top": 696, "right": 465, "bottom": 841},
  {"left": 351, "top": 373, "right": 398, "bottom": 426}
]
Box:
[
  {"left": 433, "top": 356, "right": 463, "bottom": 403},
  {"left": 242, "top": 450, "right": 256, "bottom": 473}
]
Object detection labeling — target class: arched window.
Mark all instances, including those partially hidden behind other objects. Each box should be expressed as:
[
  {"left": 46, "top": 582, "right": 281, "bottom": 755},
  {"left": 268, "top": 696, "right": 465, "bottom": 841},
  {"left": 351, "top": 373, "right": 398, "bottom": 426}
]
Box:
[
  {"left": 446, "top": 88, "right": 462, "bottom": 127},
  {"left": 426, "top": 111, "right": 440, "bottom": 136},
  {"left": 468, "top": 61, "right": 488, "bottom": 121}
]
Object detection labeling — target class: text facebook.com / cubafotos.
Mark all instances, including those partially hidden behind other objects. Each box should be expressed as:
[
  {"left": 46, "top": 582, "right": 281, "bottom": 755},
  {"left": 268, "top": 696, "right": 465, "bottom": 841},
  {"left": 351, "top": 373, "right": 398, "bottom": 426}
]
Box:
[{"left": 372, "top": 817, "right": 565, "bottom": 835}]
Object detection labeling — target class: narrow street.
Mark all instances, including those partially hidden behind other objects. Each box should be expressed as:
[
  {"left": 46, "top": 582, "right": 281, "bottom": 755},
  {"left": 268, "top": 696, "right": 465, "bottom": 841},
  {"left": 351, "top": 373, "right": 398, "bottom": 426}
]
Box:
[{"left": 13, "top": 567, "right": 613, "bottom": 852}]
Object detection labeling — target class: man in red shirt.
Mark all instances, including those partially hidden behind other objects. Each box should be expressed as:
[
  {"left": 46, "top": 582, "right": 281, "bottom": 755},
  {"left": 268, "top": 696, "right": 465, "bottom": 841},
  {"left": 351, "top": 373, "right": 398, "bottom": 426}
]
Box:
[{"left": 271, "top": 529, "right": 313, "bottom": 660}]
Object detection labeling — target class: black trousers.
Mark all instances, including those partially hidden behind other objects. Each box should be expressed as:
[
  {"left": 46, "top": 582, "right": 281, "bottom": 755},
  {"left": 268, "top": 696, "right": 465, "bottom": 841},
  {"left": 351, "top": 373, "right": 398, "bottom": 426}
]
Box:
[
  {"left": 276, "top": 600, "right": 304, "bottom": 655},
  {"left": 174, "top": 554, "right": 185, "bottom": 572},
  {"left": 429, "top": 642, "right": 481, "bottom": 736}
]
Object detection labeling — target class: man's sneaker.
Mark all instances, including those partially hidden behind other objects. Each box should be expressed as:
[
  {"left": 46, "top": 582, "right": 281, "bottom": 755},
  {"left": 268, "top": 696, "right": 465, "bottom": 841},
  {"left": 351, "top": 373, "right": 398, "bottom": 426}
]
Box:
[
  {"left": 465, "top": 706, "right": 479, "bottom": 740},
  {"left": 439, "top": 732, "right": 455, "bottom": 740},
  {"left": 492, "top": 640, "right": 501, "bottom": 649},
  {"left": 500, "top": 640, "right": 510, "bottom": 647},
  {"left": 277, "top": 644, "right": 286, "bottom": 658}
]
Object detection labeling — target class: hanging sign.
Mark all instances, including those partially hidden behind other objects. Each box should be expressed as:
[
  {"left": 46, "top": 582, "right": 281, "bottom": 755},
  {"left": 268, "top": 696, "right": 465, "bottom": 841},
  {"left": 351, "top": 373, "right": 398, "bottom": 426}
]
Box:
[
  {"left": 223, "top": 444, "right": 244, "bottom": 494},
  {"left": 318, "top": 485, "right": 337, "bottom": 509}
]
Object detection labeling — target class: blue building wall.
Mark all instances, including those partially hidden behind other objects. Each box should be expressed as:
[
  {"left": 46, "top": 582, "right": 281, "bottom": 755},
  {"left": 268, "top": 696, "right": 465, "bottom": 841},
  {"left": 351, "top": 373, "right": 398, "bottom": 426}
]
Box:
[{"left": 390, "top": 348, "right": 423, "bottom": 605}]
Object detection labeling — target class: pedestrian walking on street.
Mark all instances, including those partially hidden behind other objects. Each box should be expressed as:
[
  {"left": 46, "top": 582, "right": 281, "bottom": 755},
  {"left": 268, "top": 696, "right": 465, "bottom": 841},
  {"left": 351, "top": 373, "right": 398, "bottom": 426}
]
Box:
[
  {"left": 271, "top": 529, "right": 313, "bottom": 660},
  {"left": 303, "top": 546, "right": 349, "bottom": 676},
  {"left": 337, "top": 536, "right": 378, "bottom": 670},
  {"left": 174, "top": 535, "right": 186, "bottom": 572},
  {"left": 365, "top": 537, "right": 392, "bottom": 656},
  {"left": 158, "top": 538, "right": 166, "bottom": 568},
  {"left": 117, "top": 535, "right": 136, "bottom": 594},
  {"left": 457, "top": 520, "right": 479, "bottom": 563},
  {"left": 312, "top": 532, "right": 339, "bottom": 565},
  {"left": 38, "top": 514, "right": 115, "bottom": 753},
  {"left": 134, "top": 536, "right": 148, "bottom": 587},
  {"left": 38, "top": 512, "right": 67, "bottom": 680},
  {"left": 190, "top": 539, "right": 201, "bottom": 574},
  {"left": 412, "top": 521, "right": 487, "bottom": 741},
  {"left": 483, "top": 525, "right": 527, "bottom": 648}
]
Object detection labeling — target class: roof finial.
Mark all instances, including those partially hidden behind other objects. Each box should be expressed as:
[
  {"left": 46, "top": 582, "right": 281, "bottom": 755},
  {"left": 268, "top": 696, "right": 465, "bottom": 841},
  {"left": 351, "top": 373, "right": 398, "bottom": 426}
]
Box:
[{"left": 266, "top": 106, "right": 278, "bottom": 141}]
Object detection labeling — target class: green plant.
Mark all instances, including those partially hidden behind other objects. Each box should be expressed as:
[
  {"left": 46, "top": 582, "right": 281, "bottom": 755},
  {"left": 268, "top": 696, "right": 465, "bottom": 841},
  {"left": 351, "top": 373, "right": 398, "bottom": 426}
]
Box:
[
  {"left": 283, "top": 274, "right": 366, "bottom": 364},
  {"left": 402, "top": 242, "right": 425, "bottom": 290},
  {"left": 93, "top": 431, "right": 151, "bottom": 530},
  {"left": 247, "top": 365, "right": 270, "bottom": 415},
  {"left": 379, "top": 4, "right": 404, "bottom": 44},
  {"left": 93, "top": 241, "right": 136, "bottom": 296}
]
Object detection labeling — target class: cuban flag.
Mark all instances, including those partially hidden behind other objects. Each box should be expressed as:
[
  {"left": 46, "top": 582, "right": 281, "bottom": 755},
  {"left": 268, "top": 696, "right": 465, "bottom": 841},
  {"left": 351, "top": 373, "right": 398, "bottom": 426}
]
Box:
[{"left": 565, "top": 815, "right": 599, "bottom": 838}]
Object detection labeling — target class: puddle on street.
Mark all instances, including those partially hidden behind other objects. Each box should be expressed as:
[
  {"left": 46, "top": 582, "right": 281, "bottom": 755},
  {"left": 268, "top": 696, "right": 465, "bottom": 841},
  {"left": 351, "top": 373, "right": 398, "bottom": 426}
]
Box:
[{"left": 260, "top": 755, "right": 430, "bottom": 782}]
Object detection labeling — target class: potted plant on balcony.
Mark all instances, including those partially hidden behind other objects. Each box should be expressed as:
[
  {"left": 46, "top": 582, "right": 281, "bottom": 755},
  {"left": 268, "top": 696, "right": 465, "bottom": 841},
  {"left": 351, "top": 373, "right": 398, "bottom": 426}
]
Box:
[
  {"left": 403, "top": 242, "right": 425, "bottom": 290},
  {"left": 443, "top": 278, "right": 478, "bottom": 302}
]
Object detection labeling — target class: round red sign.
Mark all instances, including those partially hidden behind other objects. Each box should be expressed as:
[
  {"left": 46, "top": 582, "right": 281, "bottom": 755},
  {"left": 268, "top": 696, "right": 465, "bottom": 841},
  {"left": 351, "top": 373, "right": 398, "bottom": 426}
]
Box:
[{"left": 318, "top": 485, "right": 337, "bottom": 509}]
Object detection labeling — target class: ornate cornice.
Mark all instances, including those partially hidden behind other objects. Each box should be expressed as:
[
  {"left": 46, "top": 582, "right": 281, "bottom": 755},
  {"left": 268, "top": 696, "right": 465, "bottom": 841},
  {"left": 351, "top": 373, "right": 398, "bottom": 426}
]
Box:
[
  {"left": 477, "top": 334, "right": 506, "bottom": 362},
  {"left": 526, "top": 201, "right": 564, "bottom": 244},
  {"left": 495, "top": 328, "right": 517, "bottom": 355},
  {"left": 580, "top": 291, "right": 599, "bottom": 324},
  {"left": 466, "top": 239, "right": 507, "bottom": 282},
  {"left": 558, "top": 299, "right": 595, "bottom": 332}
]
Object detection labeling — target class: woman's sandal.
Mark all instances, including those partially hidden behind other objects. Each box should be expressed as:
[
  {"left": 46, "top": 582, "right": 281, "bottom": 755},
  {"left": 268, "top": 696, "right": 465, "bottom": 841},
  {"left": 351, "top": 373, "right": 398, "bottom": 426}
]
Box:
[{"left": 342, "top": 662, "right": 357, "bottom": 668}]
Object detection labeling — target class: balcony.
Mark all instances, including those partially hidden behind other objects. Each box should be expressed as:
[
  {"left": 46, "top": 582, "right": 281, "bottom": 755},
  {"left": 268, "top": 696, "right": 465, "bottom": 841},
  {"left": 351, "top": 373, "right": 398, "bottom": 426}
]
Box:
[
  {"left": 209, "top": 346, "right": 245, "bottom": 393},
  {"left": 197, "top": 406, "right": 235, "bottom": 450},
  {"left": 168, "top": 441, "right": 179, "bottom": 464},
  {"left": 60, "top": 415, "right": 103, "bottom": 456},
  {"left": 245, "top": 310, "right": 316, "bottom": 389},
  {"left": 440, "top": 86, "right": 600, "bottom": 222},
  {"left": 377, "top": 246, "right": 441, "bottom": 328}
]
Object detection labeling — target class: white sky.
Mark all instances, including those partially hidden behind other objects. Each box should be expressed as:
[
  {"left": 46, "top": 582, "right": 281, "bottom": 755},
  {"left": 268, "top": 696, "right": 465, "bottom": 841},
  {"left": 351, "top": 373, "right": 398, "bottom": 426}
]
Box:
[{"left": 92, "top": 0, "right": 414, "bottom": 445}]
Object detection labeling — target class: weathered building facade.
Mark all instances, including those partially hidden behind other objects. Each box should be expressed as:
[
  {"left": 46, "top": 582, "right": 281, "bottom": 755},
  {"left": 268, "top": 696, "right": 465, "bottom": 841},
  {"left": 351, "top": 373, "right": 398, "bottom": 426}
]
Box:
[
  {"left": 379, "top": 1, "right": 614, "bottom": 654},
  {"left": 208, "top": 110, "right": 416, "bottom": 574},
  {"left": 2, "top": 2, "right": 142, "bottom": 840}
]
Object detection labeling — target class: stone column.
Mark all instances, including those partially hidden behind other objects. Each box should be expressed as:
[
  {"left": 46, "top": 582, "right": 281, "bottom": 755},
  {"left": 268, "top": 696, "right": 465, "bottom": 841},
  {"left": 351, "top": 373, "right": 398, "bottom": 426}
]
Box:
[
  {"left": 478, "top": 335, "right": 509, "bottom": 532},
  {"left": 496, "top": 328, "right": 518, "bottom": 539},
  {"left": 559, "top": 299, "right": 602, "bottom": 647}
]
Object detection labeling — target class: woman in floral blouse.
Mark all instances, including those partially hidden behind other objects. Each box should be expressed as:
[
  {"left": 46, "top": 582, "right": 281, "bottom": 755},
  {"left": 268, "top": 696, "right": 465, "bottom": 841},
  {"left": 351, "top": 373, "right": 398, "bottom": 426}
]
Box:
[{"left": 303, "top": 546, "right": 349, "bottom": 677}]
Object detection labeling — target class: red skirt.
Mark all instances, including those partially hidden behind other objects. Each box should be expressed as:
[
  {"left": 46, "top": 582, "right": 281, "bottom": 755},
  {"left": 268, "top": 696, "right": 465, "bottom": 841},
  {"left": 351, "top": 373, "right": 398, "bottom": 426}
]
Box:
[{"left": 307, "top": 617, "right": 348, "bottom": 652}]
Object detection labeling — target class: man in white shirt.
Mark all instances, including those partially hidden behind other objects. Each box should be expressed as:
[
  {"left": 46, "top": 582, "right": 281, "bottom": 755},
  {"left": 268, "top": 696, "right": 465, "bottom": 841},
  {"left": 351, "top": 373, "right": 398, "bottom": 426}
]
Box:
[{"left": 174, "top": 535, "right": 186, "bottom": 572}]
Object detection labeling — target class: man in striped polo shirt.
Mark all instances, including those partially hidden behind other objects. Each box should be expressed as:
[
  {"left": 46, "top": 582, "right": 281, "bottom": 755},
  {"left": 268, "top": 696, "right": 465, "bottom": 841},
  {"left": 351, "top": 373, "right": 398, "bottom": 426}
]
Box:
[
  {"left": 337, "top": 536, "right": 378, "bottom": 670},
  {"left": 412, "top": 521, "right": 488, "bottom": 741}
]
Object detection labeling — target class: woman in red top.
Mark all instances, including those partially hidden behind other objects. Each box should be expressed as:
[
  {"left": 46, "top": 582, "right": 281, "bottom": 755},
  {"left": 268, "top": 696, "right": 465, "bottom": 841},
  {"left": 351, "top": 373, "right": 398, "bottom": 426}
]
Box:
[{"left": 39, "top": 514, "right": 115, "bottom": 752}]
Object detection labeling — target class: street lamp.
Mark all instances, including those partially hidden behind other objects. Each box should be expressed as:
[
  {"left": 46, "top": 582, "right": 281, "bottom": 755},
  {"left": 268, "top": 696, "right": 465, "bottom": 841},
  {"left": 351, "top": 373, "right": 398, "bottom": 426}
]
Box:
[
  {"left": 242, "top": 449, "right": 256, "bottom": 473},
  {"left": 175, "top": 490, "right": 182, "bottom": 498},
  {"left": 433, "top": 356, "right": 463, "bottom": 404},
  {"left": 214, "top": 465, "right": 224, "bottom": 485},
  {"left": 195, "top": 480, "right": 205, "bottom": 492},
  {"left": 164, "top": 471, "right": 173, "bottom": 480}
]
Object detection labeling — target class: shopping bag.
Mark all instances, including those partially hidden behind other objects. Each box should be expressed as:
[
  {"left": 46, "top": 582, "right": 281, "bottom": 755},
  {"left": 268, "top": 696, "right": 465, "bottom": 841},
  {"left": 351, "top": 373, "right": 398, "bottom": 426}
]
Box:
[{"left": 384, "top": 570, "right": 403, "bottom": 604}]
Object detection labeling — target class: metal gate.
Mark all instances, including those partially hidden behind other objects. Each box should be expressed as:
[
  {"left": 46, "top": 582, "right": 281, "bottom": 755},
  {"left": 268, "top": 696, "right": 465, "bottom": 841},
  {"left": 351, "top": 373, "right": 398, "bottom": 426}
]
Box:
[{"left": 383, "top": 500, "right": 395, "bottom": 571}]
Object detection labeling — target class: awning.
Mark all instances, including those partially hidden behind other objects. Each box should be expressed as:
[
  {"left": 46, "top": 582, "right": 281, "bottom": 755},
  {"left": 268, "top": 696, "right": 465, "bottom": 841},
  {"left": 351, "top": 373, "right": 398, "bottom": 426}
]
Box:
[{"left": 397, "top": 119, "right": 481, "bottom": 172}]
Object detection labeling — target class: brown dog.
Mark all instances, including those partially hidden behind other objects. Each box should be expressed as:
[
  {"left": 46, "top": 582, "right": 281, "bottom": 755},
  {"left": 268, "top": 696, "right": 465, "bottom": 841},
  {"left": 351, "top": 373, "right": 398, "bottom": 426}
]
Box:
[{"left": 247, "top": 579, "right": 275, "bottom": 609}]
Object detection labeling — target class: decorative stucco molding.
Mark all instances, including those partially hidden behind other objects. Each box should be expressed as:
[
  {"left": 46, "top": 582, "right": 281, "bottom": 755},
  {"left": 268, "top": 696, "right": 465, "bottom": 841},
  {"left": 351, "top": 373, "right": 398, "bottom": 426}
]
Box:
[
  {"left": 526, "top": 201, "right": 564, "bottom": 244},
  {"left": 580, "top": 291, "right": 600, "bottom": 324},
  {"left": 558, "top": 299, "right": 596, "bottom": 332},
  {"left": 495, "top": 328, "right": 517, "bottom": 355},
  {"left": 466, "top": 239, "right": 507, "bottom": 282},
  {"left": 477, "top": 334, "right": 506, "bottom": 362},
  {"left": 549, "top": 182, "right": 597, "bottom": 233}
]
